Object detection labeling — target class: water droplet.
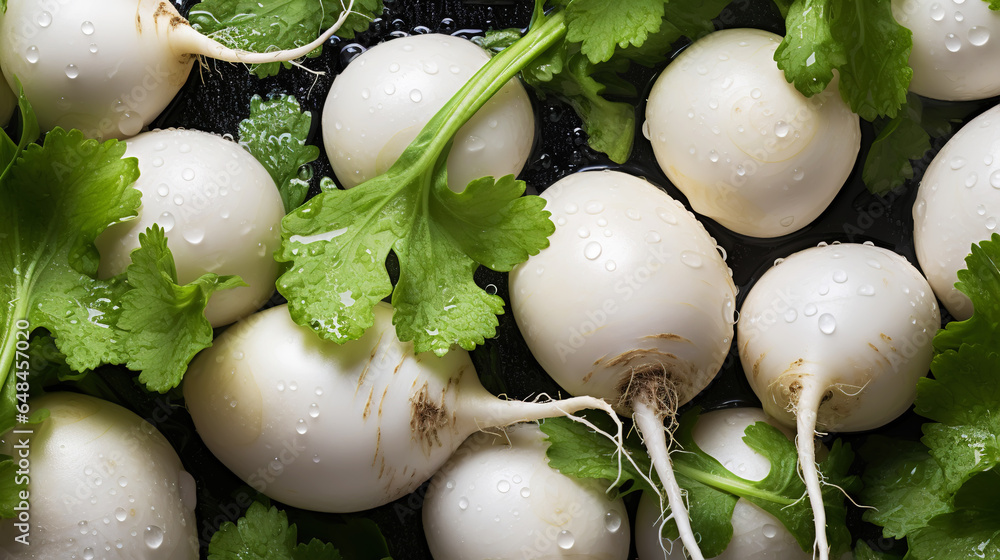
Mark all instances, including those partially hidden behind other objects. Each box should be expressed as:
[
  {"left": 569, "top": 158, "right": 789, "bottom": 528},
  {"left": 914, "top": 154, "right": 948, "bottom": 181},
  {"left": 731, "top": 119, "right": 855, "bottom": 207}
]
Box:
[
  {"left": 36, "top": 11, "right": 52, "bottom": 27},
  {"left": 465, "top": 135, "right": 486, "bottom": 152},
  {"left": 423, "top": 61, "right": 438, "bottom": 74},
  {"left": 858, "top": 284, "right": 876, "bottom": 296},
  {"left": 81, "top": 21, "right": 95, "bottom": 35},
  {"left": 774, "top": 121, "right": 790, "bottom": 138},
  {"left": 645, "top": 231, "right": 662, "bottom": 244},
  {"left": 584, "top": 242, "right": 602, "bottom": 260},
  {"left": 833, "top": 270, "right": 848, "bottom": 283},
  {"left": 309, "top": 403, "right": 320, "bottom": 418},
  {"left": 784, "top": 309, "right": 798, "bottom": 322},
  {"left": 657, "top": 207, "right": 678, "bottom": 225},
  {"left": 605, "top": 260, "right": 617, "bottom": 272},
  {"left": 555, "top": 217, "right": 567, "bottom": 226},
  {"left": 978, "top": 204, "right": 987, "bottom": 216},
  {"left": 144, "top": 525, "right": 164, "bottom": 549},
  {"left": 945, "top": 33, "right": 962, "bottom": 52},
  {"left": 804, "top": 303, "right": 818, "bottom": 317},
  {"left": 990, "top": 170, "right": 1000, "bottom": 188},
  {"left": 83, "top": 547, "right": 95, "bottom": 560},
  {"left": 763, "top": 524, "right": 778, "bottom": 538},
  {"left": 449, "top": 64, "right": 461, "bottom": 74},
  {"left": 78, "top": 521, "right": 89, "bottom": 534},
  {"left": 88, "top": 43, "right": 98, "bottom": 53},
  {"left": 605, "top": 511, "right": 622, "bottom": 533},
  {"left": 557, "top": 530, "right": 575, "bottom": 550},
  {"left": 577, "top": 226, "right": 590, "bottom": 239},
  {"left": 930, "top": 3, "right": 945, "bottom": 20},
  {"left": 736, "top": 164, "right": 746, "bottom": 177},
  {"left": 565, "top": 203, "right": 578, "bottom": 215},
  {"left": 967, "top": 173, "right": 978, "bottom": 187},
  {"left": 360, "top": 88, "right": 370, "bottom": 100},
  {"left": 296, "top": 419, "right": 308, "bottom": 435},
  {"left": 117, "top": 476, "right": 128, "bottom": 488},
  {"left": 987, "top": 216, "right": 997, "bottom": 230},
  {"left": 157, "top": 212, "right": 175, "bottom": 232},
  {"left": 65, "top": 64, "right": 79, "bottom": 79},
  {"left": 384, "top": 84, "right": 395, "bottom": 95},
  {"left": 409, "top": 89, "right": 422, "bottom": 102},
  {"left": 708, "top": 150, "right": 720, "bottom": 163},
  {"left": 458, "top": 497, "right": 469, "bottom": 510},
  {"left": 114, "top": 507, "right": 127, "bottom": 522},
  {"left": 969, "top": 26, "right": 990, "bottom": 46},
  {"left": 680, "top": 251, "right": 703, "bottom": 268},
  {"left": 709, "top": 99, "right": 719, "bottom": 110},
  {"left": 388, "top": 62, "right": 400, "bottom": 72},
  {"left": 118, "top": 112, "right": 143, "bottom": 136},
  {"left": 520, "top": 487, "right": 531, "bottom": 498},
  {"left": 497, "top": 480, "right": 510, "bottom": 493},
  {"left": 696, "top": 65, "right": 708, "bottom": 75},
  {"left": 950, "top": 157, "right": 967, "bottom": 170},
  {"left": 641, "top": 120, "right": 651, "bottom": 140},
  {"left": 818, "top": 313, "right": 837, "bottom": 334},
  {"left": 585, "top": 201, "right": 604, "bottom": 214},
  {"left": 25, "top": 46, "right": 39, "bottom": 64},
  {"left": 750, "top": 88, "right": 762, "bottom": 99},
  {"left": 818, "top": 284, "right": 830, "bottom": 296}
]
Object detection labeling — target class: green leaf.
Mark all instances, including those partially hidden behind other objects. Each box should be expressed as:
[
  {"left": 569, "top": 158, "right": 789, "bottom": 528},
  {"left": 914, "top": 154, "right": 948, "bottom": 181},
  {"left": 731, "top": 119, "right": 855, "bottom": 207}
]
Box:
[
  {"left": 772, "top": 0, "right": 794, "bottom": 18},
  {"left": 1, "top": 80, "right": 39, "bottom": 181},
  {"left": 933, "top": 234, "right": 1000, "bottom": 352},
  {"left": 238, "top": 95, "right": 320, "bottom": 212},
  {"left": 775, "top": 0, "right": 912, "bottom": 120},
  {"left": 118, "top": 226, "right": 244, "bottom": 393},
  {"left": 853, "top": 540, "right": 904, "bottom": 560},
  {"left": 662, "top": 0, "right": 729, "bottom": 39},
  {"left": 862, "top": 103, "right": 931, "bottom": 195},
  {"left": 541, "top": 410, "right": 856, "bottom": 557},
  {"left": 906, "top": 470, "right": 1000, "bottom": 560},
  {"left": 276, "top": 14, "right": 567, "bottom": 354},
  {"left": 208, "top": 502, "right": 349, "bottom": 560},
  {"left": 565, "top": 0, "right": 666, "bottom": 64},
  {"left": 860, "top": 436, "right": 952, "bottom": 539},
  {"left": 189, "top": 0, "right": 383, "bottom": 78},
  {"left": 987, "top": 0, "right": 1000, "bottom": 11},
  {"left": 0, "top": 457, "right": 27, "bottom": 518},
  {"left": 775, "top": 0, "right": 846, "bottom": 97}
]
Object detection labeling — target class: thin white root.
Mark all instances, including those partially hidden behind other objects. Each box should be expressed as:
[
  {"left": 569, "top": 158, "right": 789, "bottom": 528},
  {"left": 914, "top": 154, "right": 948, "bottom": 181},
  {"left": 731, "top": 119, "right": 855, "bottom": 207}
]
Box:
[
  {"left": 633, "top": 400, "right": 705, "bottom": 560},
  {"left": 796, "top": 380, "right": 830, "bottom": 560},
  {"left": 172, "top": 0, "right": 357, "bottom": 64}
]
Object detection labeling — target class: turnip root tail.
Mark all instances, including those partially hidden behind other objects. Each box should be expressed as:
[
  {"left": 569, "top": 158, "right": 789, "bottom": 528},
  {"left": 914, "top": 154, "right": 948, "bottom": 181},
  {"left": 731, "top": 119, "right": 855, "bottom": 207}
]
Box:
[
  {"left": 794, "top": 379, "right": 830, "bottom": 560},
  {"left": 633, "top": 399, "right": 706, "bottom": 560},
  {"left": 165, "top": 0, "right": 357, "bottom": 65}
]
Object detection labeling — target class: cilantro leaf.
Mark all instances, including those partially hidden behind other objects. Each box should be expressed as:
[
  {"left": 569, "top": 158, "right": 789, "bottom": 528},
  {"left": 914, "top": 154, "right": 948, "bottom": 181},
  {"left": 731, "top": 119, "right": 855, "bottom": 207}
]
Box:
[
  {"left": 933, "top": 234, "right": 1000, "bottom": 352},
  {"left": 208, "top": 502, "right": 346, "bottom": 560},
  {"left": 0, "top": 457, "right": 27, "bottom": 518},
  {"left": 775, "top": 0, "right": 912, "bottom": 120},
  {"left": 860, "top": 436, "right": 953, "bottom": 539},
  {"left": 988, "top": 0, "right": 1000, "bottom": 10},
  {"left": 906, "top": 470, "right": 1000, "bottom": 560},
  {"left": 565, "top": 0, "right": 666, "bottom": 64},
  {"left": 541, "top": 410, "right": 856, "bottom": 557},
  {"left": 775, "top": 0, "right": 846, "bottom": 97},
  {"left": 119, "top": 226, "right": 244, "bottom": 393},
  {"left": 189, "top": 0, "right": 383, "bottom": 78},
  {"left": 862, "top": 103, "right": 931, "bottom": 195},
  {"left": 277, "top": 14, "right": 567, "bottom": 355},
  {"left": 662, "top": 0, "right": 728, "bottom": 39},
  {"left": 238, "top": 94, "right": 320, "bottom": 212},
  {"left": 853, "top": 541, "right": 904, "bottom": 560}
]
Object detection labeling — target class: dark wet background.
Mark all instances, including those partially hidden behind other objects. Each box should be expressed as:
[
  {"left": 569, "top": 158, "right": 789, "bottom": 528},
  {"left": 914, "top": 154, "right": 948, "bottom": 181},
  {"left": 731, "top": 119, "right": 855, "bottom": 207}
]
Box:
[{"left": 74, "top": 0, "right": 998, "bottom": 557}]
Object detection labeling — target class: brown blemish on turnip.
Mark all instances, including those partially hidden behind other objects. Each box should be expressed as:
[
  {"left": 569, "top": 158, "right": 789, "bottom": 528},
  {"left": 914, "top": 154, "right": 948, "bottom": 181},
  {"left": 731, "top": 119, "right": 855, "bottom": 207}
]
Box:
[
  {"left": 411, "top": 382, "right": 449, "bottom": 454},
  {"left": 643, "top": 333, "right": 692, "bottom": 344}
]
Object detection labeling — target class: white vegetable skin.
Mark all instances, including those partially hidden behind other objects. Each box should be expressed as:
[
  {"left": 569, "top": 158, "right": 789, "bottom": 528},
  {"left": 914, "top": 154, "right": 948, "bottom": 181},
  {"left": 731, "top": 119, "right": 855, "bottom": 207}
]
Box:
[
  {"left": 0, "top": 0, "right": 356, "bottom": 139},
  {"left": 0, "top": 392, "right": 198, "bottom": 560},
  {"left": 183, "top": 302, "right": 620, "bottom": 513},
  {"left": 95, "top": 128, "right": 284, "bottom": 327},
  {"left": 645, "top": 28, "right": 860, "bottom": 238},
  {"left": 892, "top": 0, "right": 1000, "bottom": 101},
  {"left": 737, "top": 243, "right": 939, "bottom": 559},
  {"left": 322, "top": 33, "right": 535, "bottom": 192},
  {"left": 422, "top": 423, "right": 630, "bottom": 560},
  {"left": 913, "top": 104, "right": 1000, "bottom": 320},
  {"left": 635, "top": 409, "right": 810, "bottom": 560},
  {"left": 510, "top": 170, "right": 737, "bottom": 560}
]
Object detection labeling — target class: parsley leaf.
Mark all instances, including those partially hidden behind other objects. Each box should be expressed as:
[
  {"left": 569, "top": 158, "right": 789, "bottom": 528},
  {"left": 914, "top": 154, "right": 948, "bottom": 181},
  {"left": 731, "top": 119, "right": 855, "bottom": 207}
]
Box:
[
  {"left": 853, "top": 541, "right": 904, "bottom": 560},
  {"left": 862, "top": 103, "right": 931, "bottom": 195},
  {"left": 238, "top": 95, "right": 320, "bottom": 212},
  {"left": 906, "top": 470, "right": 1000, "bottom": 560},
  {"left": 775, "top": 0, "right": 913, "bottom": 120},
  {"left": 119, "top": 226, "right": 244, "bottom": 393},
  {"left": 933, "top": 233, "right": 1000, "bottom": 352},
  {"left": 208, "top": 502, "right": 346, "bottom": 560},
  {"left": 277, "top": 13, "right": 567, "bottom": 355},
  {"left": 189, "top": 0, "right": 383, "bottom": 78},
  {"left": 565, "top": 0, "right": 665, "bottom": 64},
  {"left": 860, "top": 436, "right": 953, "bottom": 538},
  {"left": 988, "top": 0, "right": 1000, "bottom": 10},
  {"left": 541, "top": 410, "right": 856, "bottom": 557}
]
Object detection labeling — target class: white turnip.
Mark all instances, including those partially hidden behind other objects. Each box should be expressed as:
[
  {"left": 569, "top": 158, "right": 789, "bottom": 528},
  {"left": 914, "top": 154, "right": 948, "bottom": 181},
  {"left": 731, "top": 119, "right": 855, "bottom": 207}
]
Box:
[
  {"left": 0, "top": 392, "right": 198, "bottom": 559},
  {"left": 422, "top": 423, "right": 630, "bottom": 560},
  {"left": 737, "top": 242, "right": 939, "bottom": 559},
  {"left": 509, "top": 169, "right": 738, "bottom": 560},
  {"left": 892, "top": 0, "right": 1000, "bottom": 101},
  {"left": 645, "top": 29, "right": 860, "bottom": 238},
  {"left": 182, "top": 302, "right": 623, "bottom": 513},
  {"left": 95, "top": 128, "right": 285, "bottom": 327},
  {"left": 0, "top": 0, "right": 357, "bottom": 139},
  {"left": 322, "top": 33, "right": 535, "bottom": 193},
  {"left": 913, "top": 104, "right": 1000, "bottom": 319}
]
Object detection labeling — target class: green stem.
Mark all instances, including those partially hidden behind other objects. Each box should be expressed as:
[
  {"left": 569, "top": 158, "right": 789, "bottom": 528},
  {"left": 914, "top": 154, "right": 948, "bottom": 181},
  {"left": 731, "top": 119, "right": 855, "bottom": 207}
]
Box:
[
  {"left": 412, "top": 11, "right": 568, "bottom": 167},
  {"left": 673, "top": 462, "right": 797, "bottom": 506}
]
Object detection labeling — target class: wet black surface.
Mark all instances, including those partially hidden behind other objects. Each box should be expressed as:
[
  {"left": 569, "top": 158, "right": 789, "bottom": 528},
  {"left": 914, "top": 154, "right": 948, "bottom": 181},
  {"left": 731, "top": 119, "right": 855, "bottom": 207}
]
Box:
[{"left": 67, "top": 0, "right": 1000, "bottom": 558}]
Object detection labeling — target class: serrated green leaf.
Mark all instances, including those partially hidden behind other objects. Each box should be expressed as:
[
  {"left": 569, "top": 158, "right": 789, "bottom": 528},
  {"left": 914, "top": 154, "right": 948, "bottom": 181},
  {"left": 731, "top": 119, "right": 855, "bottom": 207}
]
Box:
[
  {"left": 238, "top": 95, "right": 320, "bottom": 212},
  {"left": 933, "top": 234, "right": 1000, "bottom": 352},
  {"left": 775, "top": 0, "right": 845, "bottom": 97},
  {"left": 565, "top": 0, "right": 666, "bottom": 64},
  {"left": 906, "top": 470, "right": 1000, "bottom": 560}
]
